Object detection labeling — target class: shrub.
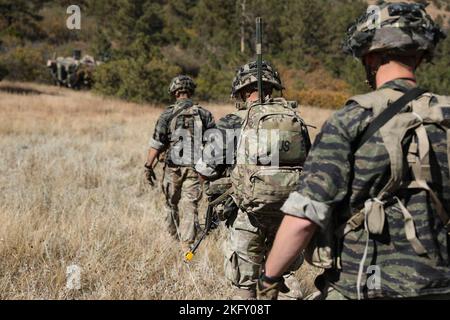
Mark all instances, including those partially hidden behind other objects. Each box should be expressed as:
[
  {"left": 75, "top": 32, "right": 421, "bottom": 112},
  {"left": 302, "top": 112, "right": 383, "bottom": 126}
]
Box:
[
  {"left": 195, "top": 65, "right": 235, "bottom": 102},
  {"left": 287, "top": 89, "right": 350, "bottom": 109},
  {"left": 93, "top": 55, "right": 181, "bottom": 104},
  {"left": 0, "top": 62, "right": 7, "bottom": 80},
  {"left": 280, "top": 65, "right": 352, "bottom": 109},
  {"left": 0, "top": 45, "right": 51, "bottom": 83}
]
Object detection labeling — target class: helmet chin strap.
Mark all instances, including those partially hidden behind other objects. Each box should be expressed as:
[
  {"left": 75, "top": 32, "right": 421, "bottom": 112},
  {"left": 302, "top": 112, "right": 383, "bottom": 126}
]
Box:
[
  {"left": 397, "top": 77, "right": 417, "bottom": 83},
  {"left": 364, "top": 62, "right": 378, "bottom": 90},
  {"left": 363, "top": 53, "right": 390, "bottom": 90}
]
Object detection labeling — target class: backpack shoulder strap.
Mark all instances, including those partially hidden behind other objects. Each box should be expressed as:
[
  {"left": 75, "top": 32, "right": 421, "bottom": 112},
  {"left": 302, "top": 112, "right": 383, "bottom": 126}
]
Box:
[
  {"left": 168, "top": 100, "right": 195, "bottom": 134},
  {"left": 232, "top": 110, "right": 248, "bottom": 123},
  {"left": 347, "top": 88, "right": 396, "bottom": 113},
  {"left": 190, "top": 105, "right": 204, "bottom": 134},
  {"left": 353, "top": 87, "right": 427, "bottom": 152},
  {"left": 408, "top": 95, "right": 450, "bottom": 233}
]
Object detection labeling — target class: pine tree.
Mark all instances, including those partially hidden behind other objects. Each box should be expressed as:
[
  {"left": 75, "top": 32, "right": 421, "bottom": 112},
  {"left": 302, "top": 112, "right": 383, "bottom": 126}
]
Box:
[{"left": 0, "top": 0, "right": 46, "bottom": 41}]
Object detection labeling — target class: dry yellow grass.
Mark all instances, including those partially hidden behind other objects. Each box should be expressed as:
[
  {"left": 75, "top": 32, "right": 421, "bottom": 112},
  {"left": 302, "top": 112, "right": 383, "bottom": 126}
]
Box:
[{"left": 0, "top": 81, "right": 332, "bottom": 300}]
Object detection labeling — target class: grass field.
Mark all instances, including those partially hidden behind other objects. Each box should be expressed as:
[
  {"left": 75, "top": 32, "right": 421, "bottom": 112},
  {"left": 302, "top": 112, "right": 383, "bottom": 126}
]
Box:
[{"left": 0, "top": 81, "right": 333, "bottom": 299}]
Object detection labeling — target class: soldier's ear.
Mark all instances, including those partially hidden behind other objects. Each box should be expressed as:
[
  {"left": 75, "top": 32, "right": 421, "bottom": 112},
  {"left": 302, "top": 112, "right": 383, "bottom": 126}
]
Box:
[
  {"left": 363, "top": 54, "right": 373, "bottom": 67},
  {"left": 239, "top": 92, "right": 246, "bottom": 102},
  {"left": 414, "top": 53, "right": 425, "bottom": 70}
]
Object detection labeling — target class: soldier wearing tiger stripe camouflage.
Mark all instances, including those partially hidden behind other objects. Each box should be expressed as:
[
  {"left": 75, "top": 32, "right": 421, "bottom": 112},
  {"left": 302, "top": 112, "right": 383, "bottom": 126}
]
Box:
[{"left": 258, "top": 1, "right": 450, "bottom": 300}]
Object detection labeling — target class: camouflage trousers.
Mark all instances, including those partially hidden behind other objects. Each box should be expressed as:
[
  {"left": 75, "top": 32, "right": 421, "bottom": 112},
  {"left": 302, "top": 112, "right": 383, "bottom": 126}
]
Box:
[
  {"left": 224, "top": 210, "right": 303, "bottom": 291},
  {"left": 162, "top": 166, "right": 202, "bottom": 243}
]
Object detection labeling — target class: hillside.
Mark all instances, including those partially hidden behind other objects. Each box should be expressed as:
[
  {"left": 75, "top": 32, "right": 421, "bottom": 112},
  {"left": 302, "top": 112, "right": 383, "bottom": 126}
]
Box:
[{"left": 1, "top": 0, "right": 449, "bottom": 108}]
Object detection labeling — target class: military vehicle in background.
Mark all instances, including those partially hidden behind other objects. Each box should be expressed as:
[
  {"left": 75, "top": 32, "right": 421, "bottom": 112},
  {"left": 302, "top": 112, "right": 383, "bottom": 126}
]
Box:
[{"left": 47, "top": 50, "right": 101, "bottom": 89}]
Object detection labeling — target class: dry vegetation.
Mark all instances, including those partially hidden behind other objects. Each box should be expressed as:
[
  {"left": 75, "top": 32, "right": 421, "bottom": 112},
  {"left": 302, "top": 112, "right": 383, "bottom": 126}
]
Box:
[{"left": 0, "top": 81, "right": 331, "bottom": 300}]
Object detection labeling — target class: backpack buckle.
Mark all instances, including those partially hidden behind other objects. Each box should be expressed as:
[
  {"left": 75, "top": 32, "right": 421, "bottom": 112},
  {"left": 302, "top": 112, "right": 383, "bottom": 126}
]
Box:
[{"left": 347, "top": 211, "right": 365, "bottom": 231}]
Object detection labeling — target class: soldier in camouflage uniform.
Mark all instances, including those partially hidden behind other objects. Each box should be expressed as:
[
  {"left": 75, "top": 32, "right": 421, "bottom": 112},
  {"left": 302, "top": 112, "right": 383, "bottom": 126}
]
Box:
[
  {"left": 196, "top": 61, "right": 305, "bottom": 300},
  {"left": 145, "top": 76, "right": 215, "bottom": 251},
  {"left": 259, "top": 1, "right": 450, "bottom": 300}
]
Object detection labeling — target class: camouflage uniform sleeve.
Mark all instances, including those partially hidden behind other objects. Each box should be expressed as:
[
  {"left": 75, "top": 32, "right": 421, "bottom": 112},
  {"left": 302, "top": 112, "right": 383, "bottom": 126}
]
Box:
[
  {"left": 149, "top": 108, "right": 173, "bottom": 151},
  {"left": 281, "top": 103, "right": 372, "bottom": 229}
]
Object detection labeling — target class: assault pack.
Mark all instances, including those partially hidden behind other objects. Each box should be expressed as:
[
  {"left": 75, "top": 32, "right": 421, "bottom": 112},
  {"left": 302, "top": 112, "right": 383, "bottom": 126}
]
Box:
[
  {"left": 168, "top": 100, "right": 204, "bottom": 167},
  {"left": 231, "top": 98, "right": 311, "bottom": 215}
]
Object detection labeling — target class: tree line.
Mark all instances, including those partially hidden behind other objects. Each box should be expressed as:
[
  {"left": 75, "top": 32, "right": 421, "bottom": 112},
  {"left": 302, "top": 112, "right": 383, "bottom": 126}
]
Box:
[{"left": 0, "top": 0, "right": 449, "bottom": 107}]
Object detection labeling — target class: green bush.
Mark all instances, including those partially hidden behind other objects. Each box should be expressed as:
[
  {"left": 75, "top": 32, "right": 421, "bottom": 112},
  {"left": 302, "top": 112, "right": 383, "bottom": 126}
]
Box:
[
  {"left": 0, "top": 46, "right": 51, "bottom": 83},
  {"left": 0, "top": 62, "right": 7, "bottom": 80},
  {"left": 417, "top": 34, "right": 450, "bottom": 95},
  {"left": 93, "top": 55, "right": 181, "bottom": 104},
  {"left": 195, "top": 65, "right": 235, "bottom": 102}
]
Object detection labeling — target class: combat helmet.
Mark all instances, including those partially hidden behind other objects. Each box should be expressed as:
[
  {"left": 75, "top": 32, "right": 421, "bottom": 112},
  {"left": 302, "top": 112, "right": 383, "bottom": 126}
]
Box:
[
  {"left": 343, "top": 1, "right": 446, "bottom": 61},
  {"left": 231, "top": 60, "right": 284, "bottom": 99},
  {"left": 168, "top": 75, "right": 196, "bottom": 96}
]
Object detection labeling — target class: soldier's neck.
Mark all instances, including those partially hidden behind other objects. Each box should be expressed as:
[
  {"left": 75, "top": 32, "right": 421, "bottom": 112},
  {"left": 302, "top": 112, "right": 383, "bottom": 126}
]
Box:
[
  {"left": 376, "top": 61, "right": 417, "bottom": 89},
  {"left": 246, "top": 91, "right": 260, "bottom": 103},
  {"left": 245, "top": 91, "right": 272, "bottom": 104},
  {"left": 176, "top": 94, "right": 190, "bottom": 101}
]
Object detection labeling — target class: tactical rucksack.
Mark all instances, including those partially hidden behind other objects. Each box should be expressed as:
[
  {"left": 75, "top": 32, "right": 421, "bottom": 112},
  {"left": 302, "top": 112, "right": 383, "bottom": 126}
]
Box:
[
  {"left": 231, "top": 98, "right": 311, "bottom": 215},
  {"left": 168, "top": 100, "right": 204, "bottom": 167},
  {"left": 305, "top": 88, "right": 450, "bottom": 271}
]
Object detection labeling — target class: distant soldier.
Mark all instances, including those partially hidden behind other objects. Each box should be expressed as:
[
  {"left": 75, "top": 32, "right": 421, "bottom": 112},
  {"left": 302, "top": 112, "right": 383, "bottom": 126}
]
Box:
[
  {"left": 145, "top": 76, "right": 215, "bottom": 251},
  {"left": 196, "top": 61, "right": 311, "bottom": 299},
  {"left": 259, "top": 1, "right": 450, "bottom": 300}
]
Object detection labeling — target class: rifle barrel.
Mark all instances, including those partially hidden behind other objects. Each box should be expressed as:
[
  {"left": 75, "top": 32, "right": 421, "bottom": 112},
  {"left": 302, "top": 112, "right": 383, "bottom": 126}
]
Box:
[
  {"left": 184, "top": 205, "right": 215, "bottom": 261},
  {"left": 256, "top": 17, "right": 263, "bottom": 104}
]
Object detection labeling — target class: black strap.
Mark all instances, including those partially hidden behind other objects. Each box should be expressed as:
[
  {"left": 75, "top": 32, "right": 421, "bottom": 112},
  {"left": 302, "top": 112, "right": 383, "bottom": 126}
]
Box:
[
  {"left": 260, "top": 272, "right": 284, "bottom": 285},
  {"left": 354, "top": 87, "right": 427, "bottom": 151}
]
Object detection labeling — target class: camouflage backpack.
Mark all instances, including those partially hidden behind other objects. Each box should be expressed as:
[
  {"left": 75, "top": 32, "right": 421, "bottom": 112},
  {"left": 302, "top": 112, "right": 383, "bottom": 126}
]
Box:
[
  {"left": 168, "top": 100, "right": 204, "bottom": 167},
  {"left": 305, "top": 88, "right": 450, "bottom": 270},
  {"left": 230, "top": 98, "right": 311, "bottom": 215}
]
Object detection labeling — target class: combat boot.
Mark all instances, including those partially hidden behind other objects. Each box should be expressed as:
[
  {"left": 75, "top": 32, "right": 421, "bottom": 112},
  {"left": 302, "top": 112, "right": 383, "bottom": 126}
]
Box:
[
  {"left": 232, "top": 286, "right": 256, "bottom": 300},
  {"left": 278, "top": 273, "right": 304, "bottom": 300}
]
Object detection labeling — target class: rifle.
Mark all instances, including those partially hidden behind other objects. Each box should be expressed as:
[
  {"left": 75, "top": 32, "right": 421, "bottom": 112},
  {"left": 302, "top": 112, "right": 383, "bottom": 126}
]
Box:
[
  {"left": 184, "top": 203, "right": 219, "bottom": 262},
  {"left": 184, "top": 188, "right": 233, "bottom": 262}
]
